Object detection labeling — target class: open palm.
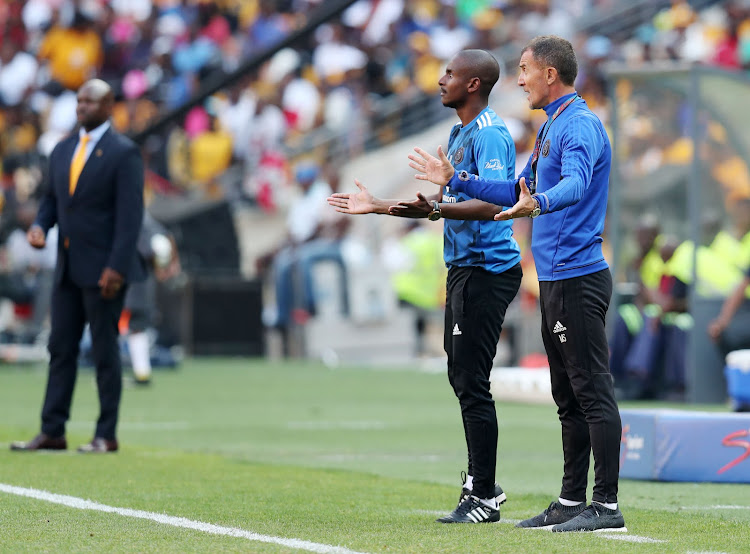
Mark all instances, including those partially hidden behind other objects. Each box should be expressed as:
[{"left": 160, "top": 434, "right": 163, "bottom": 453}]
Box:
[
  {"left": 327, "top": 180, "right": 375, "bottom": 214},
  {"left": 494, "top": 177, "right": 535, "bottom": 220},
  {"left": 408, "top": 146, "right": 455, "bottom": 186}
]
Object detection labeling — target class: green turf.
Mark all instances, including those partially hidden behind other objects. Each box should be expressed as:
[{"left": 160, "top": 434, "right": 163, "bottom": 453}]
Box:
[{"left": 1, "top": 358, "right": 749, "bottom": 553}]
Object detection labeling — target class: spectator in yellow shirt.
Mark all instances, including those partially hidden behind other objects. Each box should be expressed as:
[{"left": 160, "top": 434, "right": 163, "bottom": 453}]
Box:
[
  {"left": 37, "top": 12, "right": 103, "bottom": 93},
  {"left": 189, "top": 111, "right": 233, "bottom": 193}
]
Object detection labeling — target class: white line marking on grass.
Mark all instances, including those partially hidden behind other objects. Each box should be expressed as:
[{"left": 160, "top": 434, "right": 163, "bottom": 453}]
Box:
[
  {"left": 597, "top": 534, "right": 666, "bottom": 543},
  {"left": 0, "top": 483, "right": 368, "bottom": 554},
  {"left": 119, "top": 422, "right": 191, "bottom": 431},
  {"left": 318, "top": 454, "right": 445, "bottom": 463},
  {"left": 682, "top": 505, "right": 750, "bottom": 510},
  {"left": 286, "top": 421, "right": 388, "bottom": 430},
  {"left": 67, "top": 421, "right": 190, "bottom": 431}
]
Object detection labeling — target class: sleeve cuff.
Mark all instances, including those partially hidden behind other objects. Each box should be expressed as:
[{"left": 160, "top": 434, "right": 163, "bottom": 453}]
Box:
[
  {"left": 447, "top": 173, "right": 465, "bottom": 192},
  {"left": 535, "top": 193, "right": 550, "bottom": 214}
]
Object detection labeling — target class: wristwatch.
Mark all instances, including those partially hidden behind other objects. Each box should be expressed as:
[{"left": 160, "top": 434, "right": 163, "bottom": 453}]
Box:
[
  {"left": 529, "top": 196, "right": 541, "bottom": 219},
  {"left": 457, "top": 170, "right": 470, "bottom": 181},
  {"left": 428, "top": 200, "right": 442, "bottom": 221}
]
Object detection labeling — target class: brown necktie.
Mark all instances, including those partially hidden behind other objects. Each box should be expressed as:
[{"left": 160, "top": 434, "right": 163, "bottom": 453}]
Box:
[{"left": 69, "top": 134, "right": 90, "bottom": 196}]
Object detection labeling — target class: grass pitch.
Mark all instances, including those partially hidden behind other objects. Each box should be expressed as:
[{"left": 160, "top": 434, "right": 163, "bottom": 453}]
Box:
[{"left": 1, "top": 357, "right": 749, "bottom": 552}]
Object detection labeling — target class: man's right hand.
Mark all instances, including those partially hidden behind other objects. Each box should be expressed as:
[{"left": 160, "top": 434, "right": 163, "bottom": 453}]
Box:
[
  {"left": 327, "top": 180, "right": 377, "bottom": 214},
  {"left": 409, "top": 145, "right": 455, "bottom": 186},
  {"left": 27, "top": 225, "right": 46, "bottom": 249}
]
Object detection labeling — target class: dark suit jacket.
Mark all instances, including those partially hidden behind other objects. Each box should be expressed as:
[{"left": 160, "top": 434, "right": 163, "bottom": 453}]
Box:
[{"left": 36, "top": 126, "right": 146, "bottom": 287}]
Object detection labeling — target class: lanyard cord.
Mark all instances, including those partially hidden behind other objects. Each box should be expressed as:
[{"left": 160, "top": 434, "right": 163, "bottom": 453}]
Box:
[{"left": 529, "top": 94, "right": 580, "bottom": 193}]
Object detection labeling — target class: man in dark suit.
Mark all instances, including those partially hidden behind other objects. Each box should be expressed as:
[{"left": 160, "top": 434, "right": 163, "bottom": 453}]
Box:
[{"left": 11, "top": 79, "right": 145, "bottom": 453}]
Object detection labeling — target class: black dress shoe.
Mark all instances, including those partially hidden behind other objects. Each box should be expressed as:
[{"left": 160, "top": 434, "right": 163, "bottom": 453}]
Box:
[
  {"left": 10, "top": 433, "right": 67, "bottom": 451},
  {"left": 77, "top": 437, "right": 118, "bottom": 453}
]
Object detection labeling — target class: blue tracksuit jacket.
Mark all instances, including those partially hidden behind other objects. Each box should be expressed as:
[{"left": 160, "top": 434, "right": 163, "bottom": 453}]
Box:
[{"left": 446, "top": 92, "right": 611, "bottom": 281}]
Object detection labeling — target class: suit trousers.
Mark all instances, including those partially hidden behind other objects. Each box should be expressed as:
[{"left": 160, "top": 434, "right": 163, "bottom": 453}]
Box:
[
  {"left": 445, "top": 263, "right": 521, "bottom": 500},
  {"left": 539, "top": 268, "right": 621, "bottom": 504},
  {"left": 41, "top": 264, "right": 126, "bottom": 440}
]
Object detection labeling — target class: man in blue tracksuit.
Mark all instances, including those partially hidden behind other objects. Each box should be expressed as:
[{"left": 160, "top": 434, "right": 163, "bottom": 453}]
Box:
[
  {"left": 329, "top": 49, "right": 521, "bottom": 524},
  {"left": 410, "top": 35, "right": 625, "bottom": 533}
]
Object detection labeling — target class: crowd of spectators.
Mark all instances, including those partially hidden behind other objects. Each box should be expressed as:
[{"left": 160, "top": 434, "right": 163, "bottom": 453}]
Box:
[
  {"left": 1, "top": 1, "right": 746, "bottom": 213},
  {"left": 2, "top": 0, "right": 750, "bottom": 368}
]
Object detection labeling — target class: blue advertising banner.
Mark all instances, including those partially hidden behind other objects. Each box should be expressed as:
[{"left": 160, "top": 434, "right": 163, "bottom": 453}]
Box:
[
  {"left": 619, "top": 410, "right": 657, "bottom": 480},
  {"left": 620, "top": 409, "right": 750, "bottom": 483}
]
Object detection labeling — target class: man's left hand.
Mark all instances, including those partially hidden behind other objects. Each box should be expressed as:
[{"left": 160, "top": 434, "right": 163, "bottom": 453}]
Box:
[{"left": 98, "top": 267, "right": 124, "bottom": 299}]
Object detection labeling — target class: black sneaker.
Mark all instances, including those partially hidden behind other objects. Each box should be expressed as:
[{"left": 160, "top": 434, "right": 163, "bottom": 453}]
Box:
[
  {"left": 551, "top": 503, "right": 627, "bottom": 533},
  {"left": 457, "top": 471, "right": 507, "bottom": 509},
  {"left": 516, "top": 501, "right": 586, "bottom": 529},
  {"left": 437, "top": 495, "right": 500, "bottom": 523}
]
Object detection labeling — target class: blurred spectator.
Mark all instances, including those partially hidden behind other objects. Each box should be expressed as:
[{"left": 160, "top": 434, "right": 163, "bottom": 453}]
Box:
[
  {"left": 281, "top": 64, "right": 322, "bottom": 133},
  {"left": 0, "top": 201, "right": 56, "bottom": 344},
  {"left": 216, "top": 80, "right": 257, "bottom": 159},
  {"left": 257, "top": 160, "right": 349, "bottom": 352},
  {"left": 188, "top": 108, "right": 233, "bottom": 195},
  {"left": 245, "top": 0, "right": 291, "bottom": 54},
  {"left": 0, "top": 38, "right": 38, "bottom": 108},
  {"left": 619, "top": 235, "right": 686, "bottom": 399},
  {"left": 312, "top": 23, "right": 367, "bottom": 85},
  {"left": 381, "top": 220, "right": 446, "bottom": 356},
  {"left": 123, "top": 211, "right": 181, "bottom": 385},
  {"left": 624, "top": 213, "right": 747, "bottom": 399},
  {"left": 240, "top": 87, "right": 289, "bottom": 209},
  {"left": 709, "top": 196, "right": 750, "bottom": 272},
  {"left": 37, "top": 10, "right": 103, "bottom": 94},
  {"left": 667, "top": 214, "right": 747, "bottom": 299},
  {"left": 609, "top": 214, "right": 665, "bottom": 388},
  {"left": 111, "top": 73, "right": 160, "bottom": 135},
  {"left": 515, "top": 0, "right": 575, "bottom": 42},
  {"left": 172, "top": 25, "right": 220, "bottom": 77},
  {"left": 708, "top": 267, "right": 750, "bottom": 360},
  {"left": 343, "top": 0, "right": 404, "bottom": 48},
  {"left": 429, "top": 4, "right": 472, "bottom": 61}
]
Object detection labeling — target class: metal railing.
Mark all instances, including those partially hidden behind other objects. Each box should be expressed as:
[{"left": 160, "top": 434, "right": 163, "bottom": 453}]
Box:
[{"left": 576, "top": 0, "right": 726, "bottom": 42}]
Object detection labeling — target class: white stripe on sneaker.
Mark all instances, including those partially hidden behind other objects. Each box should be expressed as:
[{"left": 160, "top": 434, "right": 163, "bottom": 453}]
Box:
[{"left": 470, "top": 508, "right": 491, "bottom": 522}]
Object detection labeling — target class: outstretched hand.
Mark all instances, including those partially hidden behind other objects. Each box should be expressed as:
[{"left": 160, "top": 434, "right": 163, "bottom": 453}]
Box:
[
  {"left": 327, "top": 179, "right": 376, "bottom": 214},
  {"left": 408, "top": 146, "right": 454, "bottom": 186},
  {"left": 494, "top": 177, "right": 536, "bottom": 221}
]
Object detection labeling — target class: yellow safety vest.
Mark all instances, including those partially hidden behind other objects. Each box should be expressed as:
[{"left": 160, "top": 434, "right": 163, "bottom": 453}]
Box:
[{"left": 666, "top": 241, "right": 744, "bottom": 298}]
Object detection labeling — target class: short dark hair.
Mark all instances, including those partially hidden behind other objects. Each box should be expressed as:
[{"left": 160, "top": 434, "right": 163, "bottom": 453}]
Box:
[
  {"left": 456, "top": 49, "right": 500, "bottom": 99},
  {"left": 523, "top": 36, "right": 578, "bottom": 86}
]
